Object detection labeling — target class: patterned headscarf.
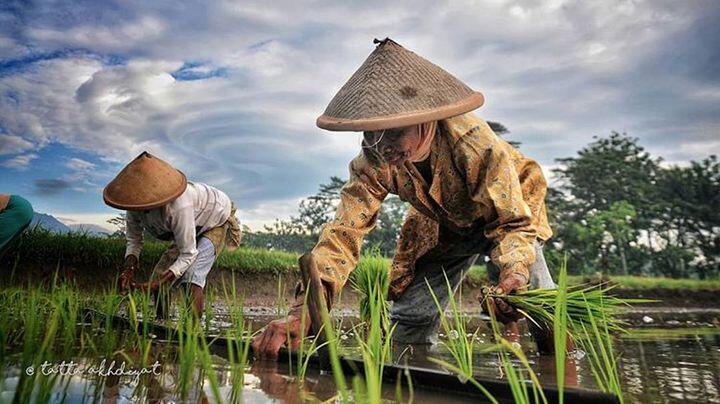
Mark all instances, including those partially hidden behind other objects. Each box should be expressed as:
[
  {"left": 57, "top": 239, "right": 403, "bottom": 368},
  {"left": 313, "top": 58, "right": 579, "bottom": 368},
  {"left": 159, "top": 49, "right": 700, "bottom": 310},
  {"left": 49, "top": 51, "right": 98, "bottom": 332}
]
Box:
[{"left": 409, "top": 121, "right": 437, "bottom": 162}]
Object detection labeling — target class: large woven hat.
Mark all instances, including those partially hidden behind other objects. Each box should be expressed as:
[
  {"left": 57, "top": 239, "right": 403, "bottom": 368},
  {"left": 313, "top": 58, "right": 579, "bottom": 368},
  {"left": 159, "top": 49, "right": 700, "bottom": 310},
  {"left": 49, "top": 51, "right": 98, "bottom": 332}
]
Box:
[
  {"left": 317, "top": 38, "right": 484, "bottom": 132},
  {"left": 103, "top": 151, "right": 187, "bottom": 211}
]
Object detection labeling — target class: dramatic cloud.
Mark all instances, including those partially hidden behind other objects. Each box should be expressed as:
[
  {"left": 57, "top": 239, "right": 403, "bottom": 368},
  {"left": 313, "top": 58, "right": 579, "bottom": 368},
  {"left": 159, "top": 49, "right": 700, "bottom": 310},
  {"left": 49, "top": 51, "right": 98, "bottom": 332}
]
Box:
[
  {"left": 1, "top": 0, "right": 718, "bottom": 225},
  {"left": 0, "top": 134, "right": 35, "bottom": 155}
]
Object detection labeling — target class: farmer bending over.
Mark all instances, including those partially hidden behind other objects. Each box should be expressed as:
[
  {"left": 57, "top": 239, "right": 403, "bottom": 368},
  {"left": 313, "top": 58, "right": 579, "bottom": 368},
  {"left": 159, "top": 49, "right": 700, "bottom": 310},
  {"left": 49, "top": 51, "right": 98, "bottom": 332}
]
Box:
[
  {"left": 253, "top": 38, "right": 556, "bottom": 357},
  {"left": 104, "top": 152, "right": 241, "bottom": 318}
]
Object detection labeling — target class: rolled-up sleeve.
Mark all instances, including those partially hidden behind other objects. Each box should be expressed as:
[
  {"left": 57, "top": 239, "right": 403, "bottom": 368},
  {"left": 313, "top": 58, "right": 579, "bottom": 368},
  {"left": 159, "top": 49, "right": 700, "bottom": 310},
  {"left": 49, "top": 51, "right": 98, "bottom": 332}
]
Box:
[
  {"left": 459, "top": 140, "right": 537, "bottom": 282},
  {"left": 308, "top": 155, "right": 390, "bottom": 299},
  {"left": 166, "top": 206, "right": 199, "bottom": 278},
  {"left": 125, "top": 212, "right": 144, "bottom": 259}
]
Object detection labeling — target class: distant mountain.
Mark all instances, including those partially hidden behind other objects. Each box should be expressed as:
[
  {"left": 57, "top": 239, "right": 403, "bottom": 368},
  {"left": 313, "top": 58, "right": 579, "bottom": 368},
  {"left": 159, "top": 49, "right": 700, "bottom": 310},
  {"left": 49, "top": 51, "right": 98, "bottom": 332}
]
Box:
[
  {"left": 30, "top": 213, "right": 71, "bottom": 233},
  {"left": 67, "top": 223, "right": 112, "bottom": 236}
]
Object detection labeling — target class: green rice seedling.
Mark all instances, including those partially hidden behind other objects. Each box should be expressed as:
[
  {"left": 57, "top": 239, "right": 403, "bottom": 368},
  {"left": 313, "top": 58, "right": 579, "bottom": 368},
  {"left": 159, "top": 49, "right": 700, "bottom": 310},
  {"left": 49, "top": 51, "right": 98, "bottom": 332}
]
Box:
[
  {"left": 96, "top": 290, "right": 124, "bottom": 355},
  {"left": 293, "top": 288, "right": 334, "bottom": 386},
  {"left": 486, "top": 307, "right": 548, "bottom": 404},
  {"left": 554, "top": 259, "right": 570, "bottom": 404},
  {"left": 351, "top": 265, "right": 395, "bottom": 404},
  {"left": 15, "top": 291, "right": 62, "bottom": 404},
  {"left": 276, "top": 275, "right": 287, "bottom": 318},
  {"left": 317, "top": 296, "right": 349, "bottom": 402},
  {"left": 394, "top": 366, "right": 414, "bottom": 404},
  {"left": 49, "top": 282, "right": 81, "bottom": 355},
  {"left": 221, "top": 274, "right": 254, "bottom": 402},
  {"left": 575, "top": 295, "right": 625, "bottom": 403},
  {"left": 198, "top": 329, "right": 223, "bottom": 403},
  {"left": 176, "top": 307, "right": 201, "bottom": 400},
  {"left": 425, "top": 272, "right": 498, "bottom": 403},
  {"left": 203, "top": 287, "right": 215, "bottom": 332},
  {"left": 482, "top": 280, "right": 650, "bottom": 338},
  {"left": 349, "top": 251, "right": 390, "bottom": 331},
  {"left": 425, "top": 271, "right": 477, "bottom": 381}
]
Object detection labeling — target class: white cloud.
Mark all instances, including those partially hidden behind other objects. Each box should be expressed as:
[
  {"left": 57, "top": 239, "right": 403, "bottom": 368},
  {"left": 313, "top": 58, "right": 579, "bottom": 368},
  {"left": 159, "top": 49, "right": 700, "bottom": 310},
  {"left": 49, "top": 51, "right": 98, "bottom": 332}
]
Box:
[
  {"left": 67, "top": 157, "right": 96, "bottom": 171},
  {"left": 1, "top": 0, "right": 718, "bottom": 226},
  {"left": 0, "top": 134, "right": 36, "bottom": 155},
  {"left": 1, "top": 153, "right": 38, "bottom": 170}
]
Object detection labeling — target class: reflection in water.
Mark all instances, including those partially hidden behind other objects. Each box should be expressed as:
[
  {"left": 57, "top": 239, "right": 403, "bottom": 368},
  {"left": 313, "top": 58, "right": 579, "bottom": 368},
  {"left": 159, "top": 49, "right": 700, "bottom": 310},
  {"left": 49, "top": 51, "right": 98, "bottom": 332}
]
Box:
[
  {"left": 618, "top": 335, "right": 720, "bottom": 403},
  {"left": 1, "top": 317, "right": 719, "bottom": 403}
]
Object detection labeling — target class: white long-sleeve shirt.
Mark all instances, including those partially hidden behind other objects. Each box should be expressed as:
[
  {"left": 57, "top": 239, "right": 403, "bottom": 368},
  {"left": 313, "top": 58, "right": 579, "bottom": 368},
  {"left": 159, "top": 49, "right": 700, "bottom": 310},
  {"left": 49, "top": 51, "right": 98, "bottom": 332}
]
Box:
[{"left": 125, "top": 182, "right": 232, "bottom": 278}]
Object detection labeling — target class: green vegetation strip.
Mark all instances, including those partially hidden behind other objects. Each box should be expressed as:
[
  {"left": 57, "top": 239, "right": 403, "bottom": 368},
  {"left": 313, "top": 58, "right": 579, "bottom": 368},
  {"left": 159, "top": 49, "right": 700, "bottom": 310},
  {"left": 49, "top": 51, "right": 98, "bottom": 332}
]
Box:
[
  {"left": 7, "top": 230, "right": 720, "bottom": 290},
  {"left": 466, "top": 266, "right": 720, "bottom": 290},
  {"left": 621, "top": 327, "right": 720, "bottom": 340}
]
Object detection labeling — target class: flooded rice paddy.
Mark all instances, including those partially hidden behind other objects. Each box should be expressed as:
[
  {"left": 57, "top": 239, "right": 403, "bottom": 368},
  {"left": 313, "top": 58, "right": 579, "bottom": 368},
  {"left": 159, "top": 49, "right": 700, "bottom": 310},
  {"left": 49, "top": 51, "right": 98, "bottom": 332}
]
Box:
[{"left": 1, "top": 302, "right": 718, "bottom": 404}]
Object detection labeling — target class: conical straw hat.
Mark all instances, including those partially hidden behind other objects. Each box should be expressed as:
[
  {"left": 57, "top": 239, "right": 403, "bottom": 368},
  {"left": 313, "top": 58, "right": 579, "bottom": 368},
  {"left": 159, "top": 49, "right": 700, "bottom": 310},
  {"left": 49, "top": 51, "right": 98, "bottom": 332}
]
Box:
[
  {"left": 103, "top": 151, "right": 187, "bottom": 211},
  {"left": 317, "top": 38, "right": 484, "bottom": 132}
]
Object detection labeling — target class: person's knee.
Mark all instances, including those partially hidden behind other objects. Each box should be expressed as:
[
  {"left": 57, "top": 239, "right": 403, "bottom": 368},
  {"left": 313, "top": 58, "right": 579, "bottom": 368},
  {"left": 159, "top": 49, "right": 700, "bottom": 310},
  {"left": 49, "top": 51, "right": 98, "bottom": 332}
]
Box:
[{"left": 392, "top": 321, "right": 437, "bottom": 345}]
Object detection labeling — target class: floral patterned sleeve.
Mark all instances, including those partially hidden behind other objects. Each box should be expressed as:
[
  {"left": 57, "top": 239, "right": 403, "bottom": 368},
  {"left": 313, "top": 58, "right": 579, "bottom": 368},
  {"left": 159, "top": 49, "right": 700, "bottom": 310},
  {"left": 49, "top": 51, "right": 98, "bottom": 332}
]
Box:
[
  {"left": 308, "top": 154, "right": 390, "bottom": 300},
  {"left": 456, "top": 137, "right": 537, "bottom": 282}
]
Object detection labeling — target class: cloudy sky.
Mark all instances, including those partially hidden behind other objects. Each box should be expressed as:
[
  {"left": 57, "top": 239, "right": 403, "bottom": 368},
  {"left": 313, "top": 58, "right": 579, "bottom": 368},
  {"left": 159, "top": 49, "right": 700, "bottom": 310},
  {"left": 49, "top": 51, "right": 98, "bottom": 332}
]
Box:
[{"left": 1, "top": 0, "right": 718, "bottom": 231}]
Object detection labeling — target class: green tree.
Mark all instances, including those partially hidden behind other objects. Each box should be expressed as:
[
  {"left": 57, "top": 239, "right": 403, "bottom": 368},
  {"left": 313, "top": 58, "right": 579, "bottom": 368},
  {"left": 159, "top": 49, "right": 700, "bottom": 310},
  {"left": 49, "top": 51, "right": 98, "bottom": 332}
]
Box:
[
  {"left": 365, "top": 196, "right": 408, "bottom": 255},
  {"left": 292, "top": 176, "right": 345, "bottom": 236},
  {"left": 549, "top": 133, "right": 663, "bottom": 275},
  {"left": 656, "top": 156, "right": 720, "bottom": 278},
  {"left": 553, "top": 132, "right": 661, "bottom": 225}
]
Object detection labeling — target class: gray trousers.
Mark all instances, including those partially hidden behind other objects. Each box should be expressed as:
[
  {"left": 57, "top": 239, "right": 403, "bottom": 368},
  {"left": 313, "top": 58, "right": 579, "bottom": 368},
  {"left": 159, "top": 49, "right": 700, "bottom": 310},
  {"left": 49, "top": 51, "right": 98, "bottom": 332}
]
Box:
[{"left": 390, "top": 237, "right": 555, "bottom": 344}]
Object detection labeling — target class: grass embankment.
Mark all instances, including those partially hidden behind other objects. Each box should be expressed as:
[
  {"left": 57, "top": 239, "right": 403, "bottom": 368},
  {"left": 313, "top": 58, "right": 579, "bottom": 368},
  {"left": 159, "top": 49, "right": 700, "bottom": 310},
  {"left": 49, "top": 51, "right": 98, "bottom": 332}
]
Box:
[
  {"left": 4, "top": 229, "right": 719, "bottom": 293},
  {"left": 3, "top": 229, "right": 299, "bottom": 275}
]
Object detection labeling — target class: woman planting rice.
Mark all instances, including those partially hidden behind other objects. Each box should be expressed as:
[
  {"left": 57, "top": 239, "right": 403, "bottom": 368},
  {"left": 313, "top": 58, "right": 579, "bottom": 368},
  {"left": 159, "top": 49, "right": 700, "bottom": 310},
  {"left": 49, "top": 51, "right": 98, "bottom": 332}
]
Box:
[{"left": 254, "top": 38, "right": 557, "bottom": 356}]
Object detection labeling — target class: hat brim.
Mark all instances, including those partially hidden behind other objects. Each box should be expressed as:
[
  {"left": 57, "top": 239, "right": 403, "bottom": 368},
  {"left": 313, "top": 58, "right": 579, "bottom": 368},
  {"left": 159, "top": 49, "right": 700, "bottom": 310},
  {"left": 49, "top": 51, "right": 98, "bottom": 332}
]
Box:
[
  {"left": 103, "top": 170, "right": 188, "bottom": 211},
  {"left": 317, "top": 92, "right": 484, "bottom": 132}
]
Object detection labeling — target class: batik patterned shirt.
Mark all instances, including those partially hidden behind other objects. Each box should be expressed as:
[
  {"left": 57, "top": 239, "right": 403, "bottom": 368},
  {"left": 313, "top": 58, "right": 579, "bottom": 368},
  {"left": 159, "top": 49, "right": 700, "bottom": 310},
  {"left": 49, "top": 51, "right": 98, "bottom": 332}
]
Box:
[{"left": 308, "top": 113, "right": 553, "bottom": 300}]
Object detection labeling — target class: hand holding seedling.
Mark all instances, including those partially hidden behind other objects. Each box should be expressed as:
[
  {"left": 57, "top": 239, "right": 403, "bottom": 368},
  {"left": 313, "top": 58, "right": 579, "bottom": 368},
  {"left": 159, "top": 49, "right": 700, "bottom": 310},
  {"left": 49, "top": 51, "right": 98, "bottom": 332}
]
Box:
[
  {"left": 481, "top": 272, "right": 527, "bottom": 324},
  {"left": 133, "top": 270, "right": 176, "bottom": 293},
  {"left": 119, "top": 255, "right": 138, "bottom": 295}
]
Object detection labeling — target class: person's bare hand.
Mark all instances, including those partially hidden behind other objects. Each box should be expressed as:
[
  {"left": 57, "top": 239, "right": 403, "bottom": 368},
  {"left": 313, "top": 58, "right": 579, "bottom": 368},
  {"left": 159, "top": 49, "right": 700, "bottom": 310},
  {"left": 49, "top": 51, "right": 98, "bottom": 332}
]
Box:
[
  {"left": 119, "top": 255, "right": 138, "bottom": 294},
  {"left": 252, "top": 307, "right": 311, "bottom": 360},
  {"left": 133, "top": 270, "right": 175, "bottom": 294},
  {"left": 481, "top": 272, "right": 528, "bottom": 324}
]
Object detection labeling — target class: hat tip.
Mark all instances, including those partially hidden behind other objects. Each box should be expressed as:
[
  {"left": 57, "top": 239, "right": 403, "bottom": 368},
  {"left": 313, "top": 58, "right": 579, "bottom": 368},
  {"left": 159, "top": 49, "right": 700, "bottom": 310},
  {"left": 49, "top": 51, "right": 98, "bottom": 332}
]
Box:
[{"left": 373, "top": 37, "right": 399, "bottom": 47}]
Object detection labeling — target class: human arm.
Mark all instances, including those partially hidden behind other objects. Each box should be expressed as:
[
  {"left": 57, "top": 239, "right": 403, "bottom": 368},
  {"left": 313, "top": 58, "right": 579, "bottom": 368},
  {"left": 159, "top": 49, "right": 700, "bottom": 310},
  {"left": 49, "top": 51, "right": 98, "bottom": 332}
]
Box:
[
  {"left": 120, "top": 212, "right": 144, "bottom": 292},
  {"left": 252, "top": 154, "right": 390, "bottom": 358}
]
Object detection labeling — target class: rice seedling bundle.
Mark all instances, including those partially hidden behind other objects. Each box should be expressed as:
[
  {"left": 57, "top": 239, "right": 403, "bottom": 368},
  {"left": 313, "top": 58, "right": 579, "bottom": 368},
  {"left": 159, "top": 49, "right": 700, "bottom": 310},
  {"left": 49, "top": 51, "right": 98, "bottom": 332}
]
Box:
[
  {"left": 349, "top": 252, "right": 390, "bottom": 331},
  {"left": 482, "top": 282, "right": 651, "bottom": 337}
]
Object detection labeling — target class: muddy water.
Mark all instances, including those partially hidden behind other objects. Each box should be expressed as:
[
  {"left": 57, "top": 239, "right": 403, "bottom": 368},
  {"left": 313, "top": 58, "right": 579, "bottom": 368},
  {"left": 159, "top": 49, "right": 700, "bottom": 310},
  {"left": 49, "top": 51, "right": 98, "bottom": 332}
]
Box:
[
  {"left": 1, "top": 309, "right": 719, "bottom": 403},
  {"left": 231, "top": 309, "right": 720, "bottom": 404}
]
